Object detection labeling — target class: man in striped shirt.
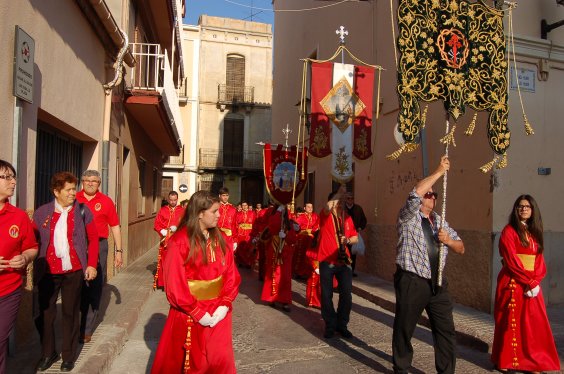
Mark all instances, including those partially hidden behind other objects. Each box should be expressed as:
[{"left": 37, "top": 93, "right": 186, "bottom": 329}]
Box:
[{"left": 392, "top": 156, "right": 465, "bottom": 374}]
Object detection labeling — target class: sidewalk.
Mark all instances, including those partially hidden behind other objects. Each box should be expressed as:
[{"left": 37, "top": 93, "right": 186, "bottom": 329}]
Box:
[
  {"left": 352, "top": 271, "right": 564, "bottom": 362},
  {"left": 7, "top": 246, "right": 159, "bottom": 374},
  {"left": 9, "top": 248, "right": 564, "bottom": 372}
]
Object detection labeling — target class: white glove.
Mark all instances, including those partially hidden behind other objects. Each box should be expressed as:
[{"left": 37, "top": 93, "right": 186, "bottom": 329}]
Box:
[
  {"left": 159, "top": 229, "right": 168, "bottom": 236},
  {"left": 198, "top": 312, "right": 214, "bottom": 327},
  {"left": 278, "top": 231, "right": 286, "bottom": 239},
  {"left": 293, "top": 223, "right": 300, "bottom": 232},
  {"left": 314, "top": 268, "right": 320, "bottom": 275},
  {"left": 209, "top": 305, "right": 229, "bottom": 328},
  {"left": 277, "top": 205, "right": 285, "bottom": 212},
  {"left": 525, "top": 285, "right": 540, "bottom": 298},
  {"left": 170, "top": 225, "right": 177, "bottom": 232},
  {"left": 233, "top": 242, "right": 238, "bottom": 251},
  {"left": 252, "top": 237, "right": 259, "bottom": 244}
]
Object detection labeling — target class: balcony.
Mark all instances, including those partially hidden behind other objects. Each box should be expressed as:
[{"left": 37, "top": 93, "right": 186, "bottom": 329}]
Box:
[
  {"left": 199, "top": 149, "right": 262, "bottom": 171},
  {"left": 217, "top": 84, "right": 255, "bottom": 109},
  {"left": 124, "top": 43, "right": 183, "bottom": 156},
  {"left": 164, "top": 146, "right": 185, "bottom": 169}
]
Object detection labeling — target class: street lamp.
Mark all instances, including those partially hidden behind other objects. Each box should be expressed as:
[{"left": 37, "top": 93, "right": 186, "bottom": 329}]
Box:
[{"left": 541, "top": 0, "right": 564, "bottom": 39}]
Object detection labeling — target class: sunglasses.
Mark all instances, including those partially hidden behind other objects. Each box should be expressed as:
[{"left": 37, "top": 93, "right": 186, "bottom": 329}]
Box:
[{"left": 424, "top": 192, "right": 438, "bottom": 199}]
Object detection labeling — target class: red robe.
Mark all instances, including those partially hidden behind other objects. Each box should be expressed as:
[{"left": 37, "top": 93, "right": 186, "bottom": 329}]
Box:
[
  {"left": 293, "top": 212, "right": 320, "bottom": 277},
  {"left": 153, "top": 205, "right": 186, "bottom": 288},
  {"left": 251, "top": 208, "right": 272, "bottom": 280},
  {"left": 218, "top": 203, "right": 238, "bottom": 243},
  {"left": 491, "top": 225, "right": 560, "bottom": 372},
  {"left": 260, "top": 211, "right": 296, "bottom": 304},
  {"left": 235, "top": 209, "right": 255, "bottom": 267},
  {"left": 152, "top": 230, "right": 241, "bottom": 374}
]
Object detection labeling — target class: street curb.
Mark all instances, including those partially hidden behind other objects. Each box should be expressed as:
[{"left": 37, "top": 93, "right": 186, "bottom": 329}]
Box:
[{"left": 351, "top": 276, "right": 492, "bottom": 353}]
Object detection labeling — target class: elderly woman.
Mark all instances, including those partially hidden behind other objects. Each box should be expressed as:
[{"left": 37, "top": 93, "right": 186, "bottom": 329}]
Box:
[
  {"left": 0, "top": 160, "right": 38, "bottom": 374},
  {"left": 33, "top": 172, "right": 99, "bottom": 372}
]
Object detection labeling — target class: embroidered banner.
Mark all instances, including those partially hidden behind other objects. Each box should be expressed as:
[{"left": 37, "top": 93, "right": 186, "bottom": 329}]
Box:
[
  {"left": 310, "top": 62, "right": 375, "bottom": 183},
  {"left": 263, "top": 143, "right": 308, "bottom": 205},
  {"left": 396, "top": 0, "right": 509, "bottom": 155}
]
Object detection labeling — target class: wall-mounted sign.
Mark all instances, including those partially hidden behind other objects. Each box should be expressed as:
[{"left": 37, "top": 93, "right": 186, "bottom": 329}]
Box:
[
  {"left": 509, "top": 67, "right": 535, "bottom": 93},
  {"left": 13, "top": 26, "right": 35, "bottom": 103}
]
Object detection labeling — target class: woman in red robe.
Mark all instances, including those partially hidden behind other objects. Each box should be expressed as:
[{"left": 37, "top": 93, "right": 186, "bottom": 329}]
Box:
[
  {"left": 491, "top": 194, "right": 560, "bottom": 373},
  {"left": 152, "top": 190, "right": 241, "bottom": 374},
  {"left": 260, "top": 205, "right": 298, "bottom": 312}
]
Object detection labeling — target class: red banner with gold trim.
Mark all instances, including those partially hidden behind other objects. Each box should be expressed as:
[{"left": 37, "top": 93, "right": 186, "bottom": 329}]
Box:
[{"left": 263, "top": 143, "right": 308, "bottom": 205}]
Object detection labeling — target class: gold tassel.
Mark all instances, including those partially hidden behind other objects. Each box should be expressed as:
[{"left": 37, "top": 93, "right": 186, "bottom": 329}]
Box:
[
  {"left": 496, "top": 153, "right": 508, "bottom": 169},
  {"left": 523, "top": 114, "right": 534, "bottom": 135},
  {"left": 386, "top": 142, "right": 419, "bottom": 160},
  {"left": 420, "top": 105, "right": 429, "bottom": 129},
  {"left": 465, "top": 113, "right": 477, "bottom": 136},
  {"left": 479, "top": 155, "right": 499, "bottom": 173},
  {"left": 439, "top": 124, "right": 457, "bottom": 147}
]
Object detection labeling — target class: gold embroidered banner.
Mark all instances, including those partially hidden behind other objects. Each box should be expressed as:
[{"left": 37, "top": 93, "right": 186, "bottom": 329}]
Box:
[{"left": 396, "top": 0, "right": 509, "bottom": 156}]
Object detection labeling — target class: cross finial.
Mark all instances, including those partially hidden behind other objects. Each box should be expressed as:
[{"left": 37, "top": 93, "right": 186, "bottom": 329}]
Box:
[
  {"left": 336, "top": 26, "right": 349, "bottom": 45},
  {"left": 282, "top": 124, "right": 292, "bottom": 149}
]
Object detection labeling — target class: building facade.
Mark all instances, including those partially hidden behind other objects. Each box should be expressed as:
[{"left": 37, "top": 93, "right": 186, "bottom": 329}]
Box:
[
  {"left": 167, "top": 15, "right": 272, "bottom": 205},
  {"left": 1, "top": 0, "right": 185, "bottom": 346},
  {"left": 272, "top": 0, "right": 564, "bottom": 312}
]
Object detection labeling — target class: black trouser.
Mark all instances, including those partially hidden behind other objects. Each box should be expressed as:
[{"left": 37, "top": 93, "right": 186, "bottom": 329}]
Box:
[
  {"left": 319, "top": 261, "right": 352, "bottom": 332},
  {"left": 392, "top": 267, "right": 456, "bottom": 374},
  {"left": 81, "top": 238, "right": 108, "bottom": 336},
  {"left": 37, "top": 270, "right": 83, "bottom": 362}
]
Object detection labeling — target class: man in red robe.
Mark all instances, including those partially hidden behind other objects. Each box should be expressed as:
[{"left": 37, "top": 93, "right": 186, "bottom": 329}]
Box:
[
  {"left": 293, "top": 203, "right": 320, "bottom": 278},
  {"left": 235, "top": 201, "right": 255, "bottom": 267},
  {"left": 217, "top": 187, "right": 238, "bottom": 250},
  {"left": 251, "top": 203, "right": 273, "bottom": 281},
  {"left": 153, "top": 191, "right": 185, "bottom": 289}
]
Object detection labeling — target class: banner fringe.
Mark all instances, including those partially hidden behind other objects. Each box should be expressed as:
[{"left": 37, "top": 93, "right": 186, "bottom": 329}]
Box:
[
  {"left": 386, "top": 142, "right": 419, "bottom": 160},
  {"left": 523, "top": 114, "right": 534, "bottom": 135},
  {"left": 420, "top": 105, "right": 429, "bottom": 129},
  {"left": 479, "top": 155, "right": 499, "bottom": 173},
  {"left": 439, "top": 124, "right": 457, "bottom": 147},
  {"left": 465, "top": 113, "right": 477, "bottom": 136}
]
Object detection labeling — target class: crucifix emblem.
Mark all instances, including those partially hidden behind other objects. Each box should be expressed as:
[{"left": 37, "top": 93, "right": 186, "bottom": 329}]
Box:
[
  {"left": 282, "top": 124, "right": 292, "bottom": 149},
  {"left": 437, "top": 28, "right": 469, "bottom": 69},
  {"left": 336, "top": 26, "right": 349, "bottom": 44}
]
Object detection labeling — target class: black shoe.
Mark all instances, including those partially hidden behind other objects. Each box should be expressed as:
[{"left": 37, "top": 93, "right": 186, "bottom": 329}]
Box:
[
  {"left": 352, "top": 273, "right": 358, "bottom": 277},
  {"left": 36, "top": 352, "right": 59, "bottom": 371},
  {"left": 281, "top": 304, "right": 291, "bottom": 313},
  {"left": 337, "top": 327, "right": 353, "bottom": 339},
  {"left": 60, "top": 361, "right": 75, "bottom": 372},
  {"left": 324, "top": 329, "right": 335, "bottom": 339}
]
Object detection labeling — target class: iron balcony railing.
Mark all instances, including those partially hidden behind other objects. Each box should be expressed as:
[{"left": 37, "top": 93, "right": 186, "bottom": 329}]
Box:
[
  {"left": 199, "top": 148, "right": 262, "bottom": 170},
  {"left": 217, "top": 84, "right": 255, "bottom": 104},
  {"left": 127, "top": 42, "right": 184, "bottom": 144}
]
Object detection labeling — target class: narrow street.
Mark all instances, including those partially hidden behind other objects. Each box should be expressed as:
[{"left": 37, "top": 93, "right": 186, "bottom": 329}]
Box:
[{"left": 108, "top": 267, "right": 494, "bottom": 374}]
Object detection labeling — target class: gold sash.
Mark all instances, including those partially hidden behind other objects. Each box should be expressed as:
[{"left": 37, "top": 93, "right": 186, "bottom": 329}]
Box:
[
  {"left": 239, "top": 223, "right": 252, "bottom": 230},
  {"left": 299, "top": 229, "right": 312, "bottom": 235},
  {"left": 187, "top": 275, "right": 223, "bottom": 300},
  {"left": 219, "top": 227, "right": 232, "bottom": 236},
  {"left": 517, "top": 254, "right": 536, "bottom": 271}
]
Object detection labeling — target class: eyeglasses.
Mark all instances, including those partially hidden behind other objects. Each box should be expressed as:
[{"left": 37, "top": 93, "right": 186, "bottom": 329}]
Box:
[
  {"left": 424, "top": 191, "right": 438, "bottom": 199},
  {"left": 518, "top": 205, "right": 532, "bottom": 210},
  {"left": 82, "top": 179, "right": 100, "bottom": 184},
  {"left": 0, "top": 175, "right": 16, "bottom": 182}
]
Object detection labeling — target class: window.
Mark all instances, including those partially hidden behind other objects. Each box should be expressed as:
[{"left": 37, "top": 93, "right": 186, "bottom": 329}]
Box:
[
  {"left": 223, "top": 118, "right": 244, "bottom": 167},
  {"left": 226, "top": 54, "right": 245, "bottom": 101},
  {"left": 137, "top": 159, "right": 146, "bottom": 216},
  {"left": 152, "top": 168, "right": 158, "bottom": 213}
]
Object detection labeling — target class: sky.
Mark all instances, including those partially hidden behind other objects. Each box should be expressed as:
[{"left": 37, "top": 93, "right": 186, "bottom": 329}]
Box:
[{"left": 184, "top": 0, "right": 275, "bottom": 26}]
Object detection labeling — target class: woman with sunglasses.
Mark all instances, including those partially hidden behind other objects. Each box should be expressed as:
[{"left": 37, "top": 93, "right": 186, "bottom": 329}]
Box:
[
  {"left": 491, "top": 195, "right": 560, "bottom": 373},
  {"left": 0, "top": 160, "right": 38, "bottom": 374}
]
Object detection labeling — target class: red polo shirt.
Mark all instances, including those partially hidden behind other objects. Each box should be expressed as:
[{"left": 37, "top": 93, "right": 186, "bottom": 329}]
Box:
[
  {"left": 76, "top": 190, "right": 120, "bottom": 238},
  {"left": 317, "top": 209, "right": 357, "bottom": 264},
  {"left": 0, "top": 203, "right": 38, "bottom": 296}
]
